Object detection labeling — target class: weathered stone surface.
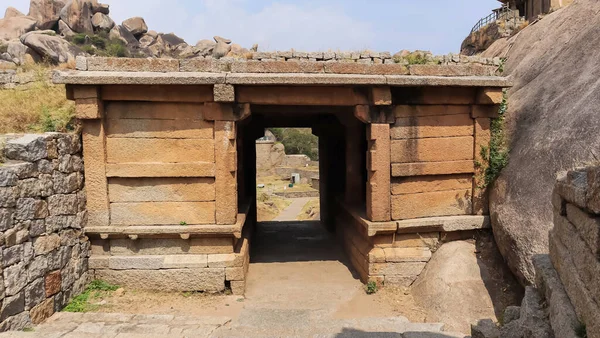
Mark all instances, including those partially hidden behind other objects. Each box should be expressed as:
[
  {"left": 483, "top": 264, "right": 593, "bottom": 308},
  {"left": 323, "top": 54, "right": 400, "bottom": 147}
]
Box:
[
  {"left": 564, "top": 203, "right": 600, "bottom": 258},
  {"left": 29, "top": 0, "right": 66, "bottom": 30},
  {"left": 108, "top": 178, "right": 215, "bottom": 203},
  {"left": 392, "top": 161, "right": 474, "bottom": 177},
  {"left": 15, "top": 198, "right": 48, "bottom": 220},
  {"left": 109, "top": 25, "right": 138, "bottom": 47},
  {"left": 215, "top": 121, "right": 237, "bottom": 225},
  {"left": 0, "top": 209, "right": 14, "bottom": 231},
  {"left": 59, "top": 0, "right": 93, "bottom": 34},
  {"left": 34, "top": 234, "right": 61, "bottom": 256},
  {"left": 392, "top": 114, "right": 473, "bottom": 139},
  {"left": 392, "top": 189, "right": 472, "bottom": 220},
  {"left": 366, "top": 124, "right": 391, "bottom": 222},
  {"left": 391, "top": 137, "right": 474, "bottom": 163},
  {"left": 110, "top": 202, "right": 216, "bottom": 225},
  {"left": 95, "top": 268, "right": 225, "bottom": 292},
  {"left": 194, "top": 39, "right": 216, "bottom": 56},
  {"left": 0, "top": 15, "right": 36, "bottom": 40},
  {"left": 122, "top": 17, "right": 148, "bottom": 37},
  {"left": 5, "top": 135, "right": 48, "bottom": 162},
  {"left": 91, "top": 12, "right": 114, "bottom": 31},
  {"left": 368, "top": 261, "right": 425, "bottom": 276},
  {"left": 45, "top": 270, "right": 61, "bottom": 297},
  {"left": 24, "top": 277, "right": 45, "bottom": 310},
  {"left": 27, "top": 255, "right": 48, "bottom": 282},
  {"left": 30, "top": 298, "right": 54, "bottom": 324},
  {"left": 0, "top": 292, "right": 25, "bottom": 321},
  {"left": 109, "top": 256, "right": 163, "bottom": 270},
  {"left": 0, "top": 312, "right": 31, "bottom": 331},
  {"left": 106, "top": 138, "right": 214, "bottom": 164},
  {"left": 87, "top": 57, "right": 179, "bottom": 72},
  {"left": 4, "top": 7, "right": 24, "bottom": 19},
  {"left": 0, "top": 187, "right": 17, "bottom": 208},
  {"left": 391, "top": 174, "right": 473, "bottom": 195},
  {"left": 3, "top": 245, "right": 23, "bottom": 267},
  {"left": 412, "top": 241, "right": 497, "bottom": 333},
  {"left": 214, "top": 84, "right": 235, "bottom": 102},
  {"left": 21, "top": 32, "right": 82, "bottom": 64},
  {"left": 106, "top": 162, "right": 215, "bottom": 178},
  {"left": 57, "top": 19, "right": 75, "bottom": 38},
  {"left": 471, "top": 319, "right": 500, "bottom": 338},
  {"left": 396, "top": 215, "right": 490, "bottom": 233},
  {"left": 212, "top": 41, "right": 231, "bottom": 59},
  {"left": 4, "top": 262, "right": 27, "bottom": 296},
  {"left": 47, "top": 194, "right": 78, "bottom": 216}
]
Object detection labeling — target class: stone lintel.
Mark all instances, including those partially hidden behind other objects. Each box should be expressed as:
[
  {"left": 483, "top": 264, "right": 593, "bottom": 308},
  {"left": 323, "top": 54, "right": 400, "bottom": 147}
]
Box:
[
  {"left": 354, "top": 105, "right": 395, "bottom": 124},
  {"left": 476, "top": 87, "right": 504, "bottom": 105},
  {"left": 370, "top": 86, "right": 392, "bottom": 105},
  {"left": 213, "top": 84, "right": 235, "bottom": 102},
  {"left": 72, "top": 85, "right": 100, "bottom": 99},
  {"left": 53, "top": 71, "right": 511, "bottom": 88},
  {"left": 396, "top": 215, "right": 490, "bottom": 234}
]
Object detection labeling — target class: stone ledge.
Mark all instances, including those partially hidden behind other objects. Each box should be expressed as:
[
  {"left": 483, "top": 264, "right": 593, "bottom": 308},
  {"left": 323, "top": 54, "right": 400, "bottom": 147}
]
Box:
[
  {"left": 396, "top": 215, "right": 490, "bottom": 234},
  {"left": 340, "top": 202, "right": 397, "bottom": 236},
  {"left": 53, "top": 70, "right": 511, "bottom": 87}
]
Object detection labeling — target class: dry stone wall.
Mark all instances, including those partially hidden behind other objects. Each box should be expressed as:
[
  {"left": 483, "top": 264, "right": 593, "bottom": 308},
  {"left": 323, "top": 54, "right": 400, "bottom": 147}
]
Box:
[
  {"left": 0, "top": 69, "right": 49, "bottom": 89},
  {"left": 0, "top": 133, "right": 90, "bottom": 331}
]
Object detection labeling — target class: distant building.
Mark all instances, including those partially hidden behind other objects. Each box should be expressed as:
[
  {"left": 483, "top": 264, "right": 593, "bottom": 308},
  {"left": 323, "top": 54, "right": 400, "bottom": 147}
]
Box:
[{"left": 498, "top": 0, "right": 574, "bottom": 21}]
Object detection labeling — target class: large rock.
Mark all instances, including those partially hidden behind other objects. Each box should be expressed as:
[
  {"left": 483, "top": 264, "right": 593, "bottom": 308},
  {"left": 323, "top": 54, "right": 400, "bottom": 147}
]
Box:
[
  {"left": 122, "top": 17, "right": 147, "bottom": 37},
  {"left": 6, "top": 39, "right": 41, "bottom": 65},
  {"left": 4, "top": 7, "right": 25, "bottom": 19},
  {"left": 156, "top": 33, "right": 186, "bottom": 52},
  {"left": 29, "top": 0, "right": 67, "bottom": 30},
  {"left": 411, "top": 241, "right": 496, "bottom": 333},
  {"left": 138, "top": 33, "right": 155, "bottom": 49},
  {"left": 0, "top": 16, "right": 37, "bottom": 40},
  {"left": 194, "top": 39, "right": 216, "bottom": 56},
  {"left": 59, "top": 0, "right": 94, "bottom": 35},
  {"left": 212, "top": 41, "right": 231, "bottom": 59},
  {"left": 109, "top": 25, "right": 138, "bottom": 47},
  {"left": 57, "top": 19, "right": 75, "bottom": 38},
  {"left": 483, "top": 0, "right": 600, "bottom": 285},
  {"left": 91, "top": 12, "right": 114, "bottom": 31},
  {"left": 21, "top": 31, "right": 82, "bottom": 64}
]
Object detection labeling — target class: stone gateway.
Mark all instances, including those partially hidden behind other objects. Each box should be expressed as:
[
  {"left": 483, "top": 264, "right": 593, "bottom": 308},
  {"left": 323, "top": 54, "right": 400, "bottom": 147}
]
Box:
[{"left": 54, "top": 55, "right": 509, "bottom": 295}]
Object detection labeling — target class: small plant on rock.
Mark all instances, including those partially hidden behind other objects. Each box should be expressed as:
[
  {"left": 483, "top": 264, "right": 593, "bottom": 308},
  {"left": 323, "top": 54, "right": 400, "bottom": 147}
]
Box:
[
  {"left": 575, "top": 322, "right": 587, "bottom": 338},
  {"left": 63, "top": 280, "right": 119, "bottom": 313},
  {"left": 365, "top": 281, "right": 378, "bottom": 295},
  {"left": 180, "top": 221, "right": 188, "bottom": 226}
]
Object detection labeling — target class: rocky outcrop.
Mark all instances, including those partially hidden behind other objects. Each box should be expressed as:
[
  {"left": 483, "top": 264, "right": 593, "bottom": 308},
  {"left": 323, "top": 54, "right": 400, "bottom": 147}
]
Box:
[
  {"left": 90, "top": 12, "right": 113, "bottom": 31},
  {"left": 109, "top": 25, "right": 138, "bottom": 47},
  {"left": 0, "top": 15, "right": 36, "bottom": 41},
  {"left": 28, "top": 0, "right": 66, "bottom": 30},
  {"left": 411, "top": 241, "right": 497, "bottom": 333},
  {"left": 21, "top": 31, "right": 82, "bottom": 64},
  {"left": 122, "top": 16, "right": 147, "bottom": 37},
  {"left": 483, "top": 0, "right": 600, "bottom": 285},
  {"left": 4, "top": 7, "right": 25, "bottom": 19},
  {"left": 59, "top": 0, "right": 93, "bottom": 35}
]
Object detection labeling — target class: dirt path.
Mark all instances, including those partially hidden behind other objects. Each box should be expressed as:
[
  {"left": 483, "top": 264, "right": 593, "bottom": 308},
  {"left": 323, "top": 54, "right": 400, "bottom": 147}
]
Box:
[{"left": 272, "top": 197, "right": 313, "bottom": 221}]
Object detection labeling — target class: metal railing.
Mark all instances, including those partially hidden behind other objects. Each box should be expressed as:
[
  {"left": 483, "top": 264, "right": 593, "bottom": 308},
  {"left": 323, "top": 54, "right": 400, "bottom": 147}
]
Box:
[{"left": 470, "top": 5, "right": 518, "bottom": 34}]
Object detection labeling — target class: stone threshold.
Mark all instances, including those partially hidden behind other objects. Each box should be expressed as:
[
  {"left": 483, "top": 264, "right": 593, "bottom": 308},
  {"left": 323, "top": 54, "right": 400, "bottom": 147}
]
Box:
[
  {"left": 85, "top": 204, "right": 250, "bottom": 239},
  {"left": 53, "top": 70, "right": 511, "bottom": 87}
]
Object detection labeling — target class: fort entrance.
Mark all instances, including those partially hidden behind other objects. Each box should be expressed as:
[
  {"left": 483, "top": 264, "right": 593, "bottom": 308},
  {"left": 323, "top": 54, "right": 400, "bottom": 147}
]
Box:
[{"left": 57, "top": 56, "right": 508, "bottom": 294}]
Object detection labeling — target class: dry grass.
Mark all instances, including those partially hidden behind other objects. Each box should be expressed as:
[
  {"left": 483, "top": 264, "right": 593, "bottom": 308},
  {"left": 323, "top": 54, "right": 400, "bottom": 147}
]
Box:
[
  {"left": 297, "top": 198, "right": 320, "bottom": 221},
  {"left": 257, "top": 175, "right": 316, "bottom": 193},
  {"left": 256, "top": 192, "right": 292, "bottom": 221},
  {"left": 0, "top": 65, "right": 74, "bottom": 134}
]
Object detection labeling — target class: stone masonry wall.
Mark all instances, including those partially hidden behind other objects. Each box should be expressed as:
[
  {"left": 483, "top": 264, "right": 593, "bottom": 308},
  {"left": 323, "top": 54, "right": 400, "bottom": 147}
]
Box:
[
  {"left": 551, "top": 167, "right": 600, "bottom": 337},
  {"left": 0, "top": 70, "right": 50, "bottom": 90},
  {"left": 0, "top": 133, "right": 90, "bottom": 331}
]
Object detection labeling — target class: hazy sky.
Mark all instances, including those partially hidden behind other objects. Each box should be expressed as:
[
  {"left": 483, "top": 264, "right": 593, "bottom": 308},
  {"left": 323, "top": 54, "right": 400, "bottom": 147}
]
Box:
[{"left": 3, "top": 0, "right": 501, "bottom": 54}]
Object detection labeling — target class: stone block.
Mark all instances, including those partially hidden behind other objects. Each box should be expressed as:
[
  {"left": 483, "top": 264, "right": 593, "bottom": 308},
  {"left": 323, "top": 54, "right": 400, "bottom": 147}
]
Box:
[
  {"left": 408, "top": 64, "right": 495, "bottom": 77},
  {"left": 401, "top": 87, "right": 476, "bottom": 105},
  {"left": 87, "top": 57, "right": 179, "bottom": 72},
  {"left": 236, "top": 86, "right": 368, "bottom": 106},
  {"left": 75, "top": 56, "right": 87, "bottom": 70},
  {"left": 215, "top": 121, "right": 237, "bottom": 225},
  {"left": 366, "top": 124, "right": 391, "bottom": 222},
  {"left": 34, "top": 234, "right": 61, "bottom": 256},
  {"left": 179, "top": 58, "right": 227, "bottom": 72},
  {"left": 476, "top": 88, "right": 504, "bottom": 105},
  {"left": 370, "top": 235, "right": 394, "bottom": 248},
  {"left": 5, "top": 134, "right": 48, "bottom": 162},
  {"left": 0, "top": 168, "right": 18, "bottom": 187},
  {"left": 369, "top": 261, "right": 426, "bottom": 276},
  {"left": 383, "top": 247, "right": 432, "bottom": 262},
  {"left": 370, "top": 86, "right": 392, "bottom": 105},
  {"left": 368, "top": 248, "right": 385, "bottom": 263},
  {"left": 3, "top": 263, "right": 27, "bottom": 296},
  {"left": 106, "top": 162, "right": 215, "bottom": 178},
  {"left": 391, "top": 161, "right": 475, "bottom": 177},
  {"left": 391, "top": 114, "right": 474, "bottom": 139},
  {"left": 75, "top": 98, "right": 103, "bottom": 119},
  {"left": 391, "top": 174, "right": 473, "bottom": 195},
  {"left": 163, "top": 255, "right": 208, "bottom": 269},
  {"left": 88, "top": 256, "right": 109, "bottom": 269},
  {"left": 230, "top": 280, "right": 245, "bottom": 295},
  {"left": 383, "top": 275, "right": 416, "bottom": 288},
  {"left": 586, "top": 166, "right": 600, "bottom": 214},
  {"left": 108, "top": 178, "right": 216, "bottom": 203},
  {"left": 0, "top": 187, "right": 17, "bottom": 208},
  {"left": 45, "top": 270, "right": 61, "bottom": 297},
  {"left": 2, "top": 244, "right": 23, "bottom": 267},
  {"left": 394, "top": 105, "right": 471, "bottom": 118},
  {"left": 392, "top": 189, "right": 472, "bottom": 220},
  {"left": 207, "top": 254, "right": 236, "bottom": 268},
  {"left": 109, "top": 256, "right": 164, "bottom": 270},
  {"left": 472, "top": 105, "right": 500, "bottom": 118},
  {"left": 225, "top": 266, "right": 244, "bottom": 281},
  {"left": 101, "top": 84, "right": 214, "bottom": 103},
  {"left": 17, "top": 176, "right": 53, "bottom": 198},
  {"left": 52, "top": 172, "right": 81, "bottom": 194},
  {"left": 27, "top": 255, "right": 48, "bottom": 282},
  {"left": 394, "top": 232, "right": 440, "bottom": 248},
  {"left": 565, "top": 203, "right": 600, "bottom": 258},
  {"left": 553, "top": 215, "right": 600, "bottom": 305},
  {"left": 47, "top": 194, "right": 78, "bottom": 216},
  {"left": 0, "top": 292, "right": 24, "bottom": 321},
  {"left": 391, "top": 137, "right": 474, "bottom": 163},
  {"left": 94, "top": 268, "right": 225, "bottom": 292},
  {"left": 230, "top": 60, "right": 324, "bottom": 73},
  {"left": 82, "top": 120, "right": 109, "bottom": 227},
  {"left": 213, "top": 84, "right": 235, "bottom": 102},
  {"left": 106, "top": 138, "right": 215, "bottom": 164},
  {"left": 323, "top": 62, "right": 408, "bottom": 75},
  {"left": 106, "top": 117, "right": 213, "bottom": 140},
  {"left": 24, "top": 277, "right": 45, "bottom": 310},
  {"left": 110, "top": 201, "right": 216, "bottom": 225},
  {"left": 30, "top": 298, "right": 54, "bottom": 324}
]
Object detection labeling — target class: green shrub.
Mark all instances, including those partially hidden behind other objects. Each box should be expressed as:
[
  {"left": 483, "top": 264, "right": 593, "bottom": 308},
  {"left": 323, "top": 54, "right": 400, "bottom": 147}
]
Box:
[
  {"left": 105, "top": 40, "right": 128, "bottom": 57},
  {"left": 70, "top": 33, "right": 87, "bottom": 45},
  {"left": 480, "top": 91, "right": 509, "bottom": 187},
  {"left": 365, "top": 281, "right": 378, "bottom": 295},
  {"left": 576, "top": 322, "right": 587, "bottom": 338}
]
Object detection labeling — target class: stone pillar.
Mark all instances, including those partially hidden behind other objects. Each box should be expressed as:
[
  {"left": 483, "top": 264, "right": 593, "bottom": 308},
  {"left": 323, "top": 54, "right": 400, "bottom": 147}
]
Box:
[
  {"left": 366, "top": 124, "right": 391, "bottom": 222},
  {"left": 75, "top": 86, "right": 110, "bottom": 227},
  {"left": 344, "top": 118, "right": 365, "bottom": 205},
  {"left": 215, "top": 121, "right": 238, "bottom": 224}
]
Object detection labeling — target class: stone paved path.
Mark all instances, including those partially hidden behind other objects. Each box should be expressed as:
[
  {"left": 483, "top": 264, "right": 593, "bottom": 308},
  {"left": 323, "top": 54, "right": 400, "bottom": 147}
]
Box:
[
  {"left": 0, "top": 222, "right": 466, "bottom": 338},
  {"left": 272, "top": 197, "right": 313, "bottom": 221}
]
